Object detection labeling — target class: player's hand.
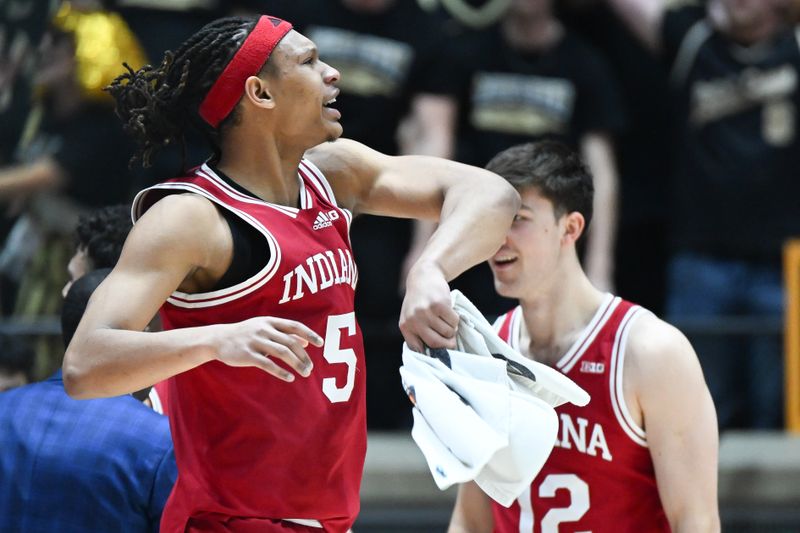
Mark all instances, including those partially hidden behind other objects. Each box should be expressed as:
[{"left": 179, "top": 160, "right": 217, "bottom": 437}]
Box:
[
  {"left": 213, "top": 317, "right": 324, "bottom": 382},
  {"left": 399, "top": 260, "right": 459, "bottom": 352}
]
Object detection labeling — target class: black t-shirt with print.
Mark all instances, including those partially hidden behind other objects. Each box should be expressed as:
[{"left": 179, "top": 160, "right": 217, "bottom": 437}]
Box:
[
  {"left": 262, "top": 0, "right": 457, "bottom": 155},
  {"left": 662, "top": 6, "right": 800, "bottom": 258},
  {"left": 451, "top": 26, "right": 625, "bottom": 167}
]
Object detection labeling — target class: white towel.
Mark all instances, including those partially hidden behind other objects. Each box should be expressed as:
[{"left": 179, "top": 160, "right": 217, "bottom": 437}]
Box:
[{"left": 399, "top": 290, "right": 590, "bottom": 507}]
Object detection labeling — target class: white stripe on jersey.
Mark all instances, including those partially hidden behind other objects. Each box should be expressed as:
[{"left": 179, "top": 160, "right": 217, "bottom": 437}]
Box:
[
  {"left": 197, "top": 165, "right": 299, "bottom": 217},
  {"left": 300, "top": 159, "right": 338, "bottom": 206},
  {"left": 559, "top": 295, "right": 619, "bottom": 374},
  {"left": 609, "top": 306, "right": 648, "bottom": 446}
]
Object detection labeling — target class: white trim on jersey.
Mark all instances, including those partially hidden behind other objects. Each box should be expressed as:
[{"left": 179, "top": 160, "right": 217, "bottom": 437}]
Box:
[
  {"left": 558, "top": 294, "right": 618, "bottom": 374},
  {"left": 283, "top": 519, "right": 323, "bottom": 528},
  {"left": 202, "top": 163, "right": 317, "bottom": 212},
  {"left": 501, "top": 295, "right": 617, "bottom": 374},
  {"left": 197, "top": 165, "right": 300, "bottom": 218},
  {"left": 298, "top": 159, "right": 355, "bottom": 241},
  {"left": 133, "top": 181, "right": 283, "bottom": 309},
  {"left": 131, "top": 186, "right": 151, "bottom": 221},
  {"left": 509, "top": 306, "right": 522, "bottom": 349},
  {"left": 300, "top": 159, "right": 338, "bottom": 206},
  {"left": 491, "top": 311, "right": 511, "bottom": 334},
  {"left": 148, "top": 387, "right": 164, "bottom": 415},
  {"left": 295, "top": 171, "right": 312, "bottom": 210},
  {"left": 609, "top": 306, "right": 648, "bottom": 447}
]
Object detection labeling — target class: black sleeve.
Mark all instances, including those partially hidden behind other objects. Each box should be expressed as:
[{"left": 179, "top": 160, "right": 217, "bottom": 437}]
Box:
[
  {"left": 437, "top": 29, "right": 490, "bottom": 106},
  {"left": 405, "top": 19, "right": 462, "bottom": 97},
  {"left": 572, "top": 43, "right": 627, "bottom": 137},
  {"left": 660, "top": 4, "right": 706, "bottom": 67},
  {"left": 212, "top": 208, "right": 270, "bottom": 290}
]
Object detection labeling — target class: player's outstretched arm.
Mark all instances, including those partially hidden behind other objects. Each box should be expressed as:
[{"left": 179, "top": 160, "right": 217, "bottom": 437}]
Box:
[
  {"left": 448, "top": 481, "right": 494, "bottom": 533},
  {"left": 306, "top": 138, "right": 520, "bottom": 351},
  {"left": 63, "top": 194, "right": 322, "bottom": 399},
  {"left": 628, "top": 313, "right": 721, "bottom": 532},
  {"left": 604, "top": 0, "right": 665, "bottom": 51}
]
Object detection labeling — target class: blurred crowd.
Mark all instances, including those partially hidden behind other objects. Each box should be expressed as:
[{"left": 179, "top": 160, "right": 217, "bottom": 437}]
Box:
[{"left": 1, "top": 0, "right": 799, "bottom": 432}]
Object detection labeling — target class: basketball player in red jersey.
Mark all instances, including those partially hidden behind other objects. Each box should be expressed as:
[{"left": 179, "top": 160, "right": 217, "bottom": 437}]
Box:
[
  {"left": 448, "top": 141, "right": 719, "bottom": 533},
  {"left": 60, "top": 15, "right": 520, "bottom": 533}
]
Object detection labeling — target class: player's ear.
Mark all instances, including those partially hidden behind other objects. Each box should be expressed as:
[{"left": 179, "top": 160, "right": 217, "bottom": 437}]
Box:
[
  {"left": 244, "top": 76, "right": 275, "bottom": 110},
  {"left": 562, "top": 211, "right": 585, "bottom": 245}
]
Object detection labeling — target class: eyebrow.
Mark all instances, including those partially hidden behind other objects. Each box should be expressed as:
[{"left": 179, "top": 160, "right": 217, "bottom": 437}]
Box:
[{"left": 297, "top": 45, "right": 317, "bottom": 57}]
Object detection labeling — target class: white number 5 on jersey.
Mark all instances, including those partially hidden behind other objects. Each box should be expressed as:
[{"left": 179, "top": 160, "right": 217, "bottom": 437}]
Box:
[{"left": 321, "top": 313, "right": 357, "bottom": 403}]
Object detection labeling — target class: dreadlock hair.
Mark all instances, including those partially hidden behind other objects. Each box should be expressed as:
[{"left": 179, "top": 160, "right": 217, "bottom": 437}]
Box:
[{"left": 105, "top": 16, "right": 266, "bottom": 168}]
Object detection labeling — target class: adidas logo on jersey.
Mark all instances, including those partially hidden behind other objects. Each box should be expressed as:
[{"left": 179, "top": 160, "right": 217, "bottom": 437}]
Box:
[{"left": 312, "top": 209, "right": 340, "bottom": 230}]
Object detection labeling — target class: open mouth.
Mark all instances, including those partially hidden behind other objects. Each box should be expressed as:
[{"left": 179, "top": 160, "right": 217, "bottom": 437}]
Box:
[
  {"left": 492, "top": 255, "right": 518, "bottom": 267},
  {"left": 323, "top": 97, "right": 337, "bottom": 107}
]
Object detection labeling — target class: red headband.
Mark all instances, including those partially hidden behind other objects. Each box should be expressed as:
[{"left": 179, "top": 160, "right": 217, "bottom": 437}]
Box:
[{"left": 198, "top": 15, "right": 293, "bottom": 128}]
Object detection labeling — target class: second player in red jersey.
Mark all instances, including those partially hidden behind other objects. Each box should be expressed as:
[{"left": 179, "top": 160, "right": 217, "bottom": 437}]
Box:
[
  {"left": 448, "top": 141, "right": 719, "bottom": 533},
  {"left": 492, "top": 297, "right": 668, "bottom": 532}
]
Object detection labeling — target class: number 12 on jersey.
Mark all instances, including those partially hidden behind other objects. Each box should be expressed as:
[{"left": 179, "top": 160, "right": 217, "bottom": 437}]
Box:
[{"left": 518, "top": 474, "right": 590, "bottom": 533}]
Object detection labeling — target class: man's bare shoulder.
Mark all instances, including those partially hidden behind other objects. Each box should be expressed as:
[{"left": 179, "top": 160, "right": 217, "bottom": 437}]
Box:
[
  {"left": 305, "top": 138, "right": 371, "bottom": 176},
  {"left": 625, "top": 310, "right": 699, "bottom": 382},
  {"left": 137, "top": 191, "right": 222, "bottom": 234},
  {"left": 304, "top": 139, "right": 389, "bottom": 212},
  {"left": 128, "top": 192, "right": 229, "bottom": 267}
]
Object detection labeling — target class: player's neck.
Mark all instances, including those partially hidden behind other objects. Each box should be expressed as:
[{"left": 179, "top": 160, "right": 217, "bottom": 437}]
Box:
[
  {"left": 517, "top": 269, "right": 606, "bottom": 367},
  {"left": 216, "top": 128, "right": 304, "bottom": 207},
  {"left": 502, "top": 14, "right": 562, "bottom": 52}
]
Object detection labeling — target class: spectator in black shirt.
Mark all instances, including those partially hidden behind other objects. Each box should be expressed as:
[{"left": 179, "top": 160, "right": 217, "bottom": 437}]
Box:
[
  {"left": 558, "top": 0, "right": 673, "bottom": 317},
  {"left": 449, "top": 0, "right": 626, "bottom": 312},
  {"left": 606, "top": 0, "right": 798, "bottom": 429}
]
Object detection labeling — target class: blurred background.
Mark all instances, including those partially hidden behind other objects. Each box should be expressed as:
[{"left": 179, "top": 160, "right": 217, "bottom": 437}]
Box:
[{"left": 1, "top": 0, "right": 800, "bottom": 530}]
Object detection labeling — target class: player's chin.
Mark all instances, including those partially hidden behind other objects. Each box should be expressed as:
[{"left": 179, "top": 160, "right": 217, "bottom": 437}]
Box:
[
  {"left": 325, "top": 122, "right": 344, "bottom": 143},
  {"left": 493, "top": 278, "right": 517, "bottom": 299}
]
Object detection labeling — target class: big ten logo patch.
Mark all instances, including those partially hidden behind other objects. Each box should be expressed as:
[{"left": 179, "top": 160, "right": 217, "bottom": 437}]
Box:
[{"left": 580, "top": 360, "right": 605, "bottom": 374}]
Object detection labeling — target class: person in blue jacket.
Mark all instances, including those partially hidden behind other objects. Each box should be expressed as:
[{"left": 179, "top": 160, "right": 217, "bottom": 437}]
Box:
[{"left": 0, "top": 267, "right": 177, "bottom": 532}]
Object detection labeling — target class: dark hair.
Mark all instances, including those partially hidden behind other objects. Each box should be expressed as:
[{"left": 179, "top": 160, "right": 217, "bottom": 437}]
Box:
[
  {"left": 0, "top": 334, "right": 35, "bottom": 381},
  {"left": 62, "top": 268, "right": 112, "bottom": 347},
  {"left": 486, "top": 140, "right": 594, "bottom": 232},
  {"left": 104, "top": 16, "right": 270, "bottom": 168},
  {"left": 75, "top": 204, "right": 133, "bottom": 269}
]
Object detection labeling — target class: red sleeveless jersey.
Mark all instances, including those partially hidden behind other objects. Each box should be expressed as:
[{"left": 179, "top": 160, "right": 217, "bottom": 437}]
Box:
[
  {"left": 132, "top": 161, "right": 366, "bottom": 533},
  {"left": 492, "top": 295, "right": 670, "bottom": 533}
]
